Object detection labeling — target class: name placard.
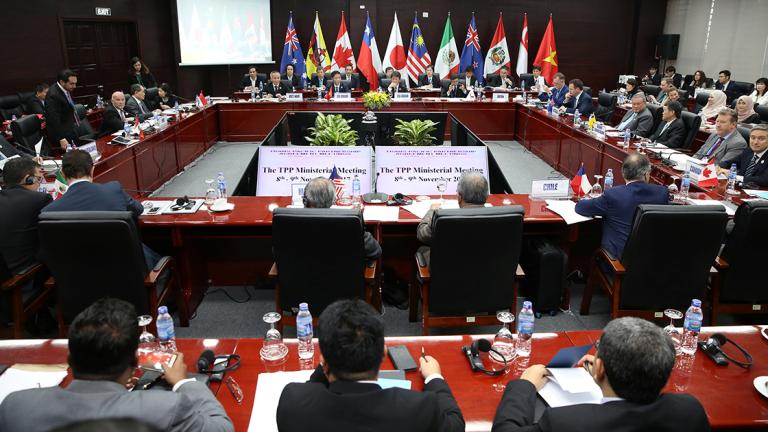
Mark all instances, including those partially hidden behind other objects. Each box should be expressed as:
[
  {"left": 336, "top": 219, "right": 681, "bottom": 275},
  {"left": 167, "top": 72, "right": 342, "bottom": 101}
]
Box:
[
  {"left": 333, "top": 92, "right": 352, "bottom": 101},
  {"left": 685, "top": 160, "right": 707, "bottom": 184},
  {"left": 79, "top": 141, "right": 101, "bottom": 161},
  {"left": 394, "top": 92, "right": 412, "bottom": 101},
  {"left": 286, "top": 92, "right": 303, "bottom": 101},
  {"left": 530, "top": 179, "right": 570, "bottom": 198},
  {"left": 492, "top": 93, "right": 509, "bottom": 103}
]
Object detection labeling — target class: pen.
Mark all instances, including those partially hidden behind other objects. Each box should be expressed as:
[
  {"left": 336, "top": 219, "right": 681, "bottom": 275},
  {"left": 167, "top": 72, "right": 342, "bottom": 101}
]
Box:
[{"left": 421, "top": 346, "right": 427, "bottom": 361}]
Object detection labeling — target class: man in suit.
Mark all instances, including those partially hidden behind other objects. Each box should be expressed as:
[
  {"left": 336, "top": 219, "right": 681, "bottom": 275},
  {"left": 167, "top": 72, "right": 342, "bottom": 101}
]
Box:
[
  {"left": 539, "top": 72, "right": 568, "bottom": 106},
  {"left": 344, "top": 65, "right": 360, "bottom": 89},
  {"left": 303, "top": 177, "right": 380, "bottom": 262},
  {"left": 0, "top": 298, "right": 234, "bottom": 432},
  {"left": 492, "top": 317, "right": 710, "bottom": 432},
  {"left": 418, "top": 64, "right": 441, "bottom": 88},
  {"left": 493, "top": 66, "right": 515, "bottom": 90},
  {"left": 382, "top": 71, "right": 409, "bottom": 96},
  {"left": 560, "top": 79, "right": 594, "bottom": 116},
  {"left": 443, "top": 74, "right": 468, "bottom": 98},
  {"left": 718, "top": 124, "right": 768, "bottom": 187},
  {"left": 664, "top": 66, "right": 683, "bottom": 88},
  {"left": 693, "top": 108, "right": 747, "bottom": 165},
  {"left": 98, "top": 91, "right": 132, "bottom": 138},
  {"left": 616, "top": 94, "right": 654, "bottom": 138},
  {"left": 327, "top": 71, "right": 349, "bottom": 95},
  {"left": 282, "top": 64, "right": 302, "bottom": 90},
  {"left": 716, "top": 70, "right": 738, "bottom": 103},
  {"left": 383, "top": 66, "right": 395, "bottom": 80},
  {"left": 310, "top": 68, "right": 328, "bottom": 90},
  {"left": 26, "top": 83, "right": 49, "bottom": 115},
  {"left": 125, "top": 84, "right": 158, "bottom": 122},
  {"left": 641, "top": 65, "right": 661, "bottom": 86},
  {"left": 264, "top": 71, "right": 288, "bottom": 98},
  {"left": 239, "top": 66, "right": 264, "bottom": 91},
  {"left": 649, "top": 101, "right": 686, "bottom": 148},
  {"left": 575, "top": 153, "right": 668, "bottom": 259},
  {"left": 527, "top": 65, "right": 548, "bottom": 93},
  {"left": 463, "top": 66, "right": 478, "bottom": 89},
  {"left": 45, "top": 69, "right": 79, "bottom": 151},
  {"left": 42, "top": 150, "right": 161, "bottom": 270},
  {"left": 649, "top": 77, "right": 672, "bottom": 104},
  {"left": 417, "top": 171, "right": 486, "bottom": 265},
  {"left": 277, "top": 299, "right": 464, "bottom": 432}
]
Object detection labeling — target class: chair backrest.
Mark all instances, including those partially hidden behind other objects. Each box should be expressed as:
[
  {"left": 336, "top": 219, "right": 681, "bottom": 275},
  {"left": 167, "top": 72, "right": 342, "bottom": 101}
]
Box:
[
  {"left": 683, "top": 74, "right": 693, "bottom": 88},
  {"left": 595, "top": 92, "right": 617, "bottom": 122},
  {"left": 37, "top": 211, "right": 149, "bottom": 323},
  {"left": 429, "top": 206, "right": 525, "bottom": 316},
  {"left": 417, "top": 73, "right": 426, "bottom": 84},
  {"left": 677, "top": 89, "right": 689, "bottom": 101},
  {"left": 10, "top": 115, "right": 43, "bottom": 154},
  {"left": 379, "top": 78, "right": 392, "bottom": 89},
  {"left": 440, "top": 79, "right": 451, "bottom": 94},
  {"left": 737, "top": 125, "right": 751, "bottom": 144},
  {"left": 378, "top": 72, "right": 387, "bottom": 80},
  {"left": 645, "top": 103, "right": 663, "bottom": 131},
  {"left": 641, "top": 85, "right": 661, "bottom": 97},
  {"left": 731, "top": 81, "right": 754, "bottom": 98},
  {"left": 74, "top": 104, "right": 95, "bottom": 139},
  {"left": 519, "top": 73, "right": 533, "bottom": 88},
  {"left": 720, "top": 201, "right": 768, "bottom": 303},
  {"left": 756, "top": 105, "right": 768, "bottom": 124},
  {"left": 582, "top": 86, "right": 592, "bottom": 97},
  {"left": 17, "top": 92, "right": 35, "bottom": 114},
  {"left": 0, "top": 95, "right": 23, "bottom": 121},
  {"left": 272, "top": 208, "right": 367, "bottom": 315},
  {"left": 144, "top": 87, "right": 159, "bottom": 110},
  {"left": 695, "top": 90, "right": 711, "bottom": 113},
  {"left": 620, "top": 204, "right": 727, "bottom": 312},
  {"left": 340, "top": 79, "right": 352, "bottom": 90},
  {"left": 680, "top": 111, "right": 702, "bottom": 149},
  {"left": 486, "top": 73, "right": 500, "bottom": 86}
]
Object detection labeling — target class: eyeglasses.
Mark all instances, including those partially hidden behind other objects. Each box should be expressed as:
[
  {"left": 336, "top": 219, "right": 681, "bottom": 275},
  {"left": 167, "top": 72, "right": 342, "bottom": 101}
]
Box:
[{"left": 225, "top": 375, "right": 243, "bottom": 404}]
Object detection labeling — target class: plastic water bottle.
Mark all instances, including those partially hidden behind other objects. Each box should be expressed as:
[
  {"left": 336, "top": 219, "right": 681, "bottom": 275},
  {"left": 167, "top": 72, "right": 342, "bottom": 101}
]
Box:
[
  {"left": 317, "top": 86, "right": 322, "bottom": 100},
  {"left": 11, "top": 115, "right": 16, "bottom": 122},
  {"left": 623, "top": 129, "right": 631, "bottom": 149},
  {"left": 123, "top": 122, "right": 131, "bottom": 137},
  {"left": 515, "top": 301, "right": 535, "bottom": 357},
  {"left": 216, "top": 172, "right": 227, "bottom": 199},
  {"left": 547, "top": 100, "right": 553, "bottom": 115},
  {"left": 680, "top": 170, "right": 691, "bottom": 200},
  {"left": 681, "top": 299, "right": 703, "bottom": 356},
  {"left": 251, "top": 89, "right": 256, "bottom": 101},
  {"left": 725, "top": 163, "right": 738, "bottom": 195},
  {"left": 173, "top": 101, "right": 179, "bottom": 112},
  {"left": 522, "top": 88, "right": 527, "bottom": 103},
  {"left": 574, "top": 109, "right": 580, "bottom": 127},
  {"left": 296, "top": 303, "right": 314, "bottom": 359},
  {"left": 604, "top": 169, "right": 614, "bottom": 189},
  {"left": 259, "top": 81, "right": 264, "bottom": 93},
  {"left": 156, "top": 306, "right": 177, "bottom": 352},
  {"left": 351, "top": 174, "right": 361, "bottom": 207}
]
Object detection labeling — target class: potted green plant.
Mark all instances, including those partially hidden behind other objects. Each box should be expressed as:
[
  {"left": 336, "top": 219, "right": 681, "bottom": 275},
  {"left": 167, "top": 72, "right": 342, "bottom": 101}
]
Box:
[
  {"left": 305, "top": 112, "right": 359, "bottom": 146},
  {"left": 393, "top": 118, "right": 438, "bottom": 146},
  {"left": 362, "top": 91, "right": 391, "bottom": 110}
]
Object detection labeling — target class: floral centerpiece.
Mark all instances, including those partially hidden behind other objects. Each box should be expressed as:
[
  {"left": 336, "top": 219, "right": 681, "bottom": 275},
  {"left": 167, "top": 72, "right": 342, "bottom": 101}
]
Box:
[{"left": 362, "top": 91, "right": 391, "bottom": 110}]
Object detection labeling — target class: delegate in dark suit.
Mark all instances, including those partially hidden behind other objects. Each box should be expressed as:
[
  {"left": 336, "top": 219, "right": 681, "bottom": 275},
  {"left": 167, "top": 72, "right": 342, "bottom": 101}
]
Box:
[
  {"left": 575, "top": 181, "right": 669, "bottom": 259},
  {"left": 0, "top": 186, "right": 52, "bottom": 273},
  {"left": 128, "top": 72, "right": 157, "bottom": 89},
  {"left": 617, "top": 107, "right": 654, "bottom": 138},
  {"left": 25, "top": 98, "right": 46, "bottom": 115},
  {"left": 649, "top": 118, "right": 686, "bottom": 148},
  {"left": 327, "top": 82, "right": 349, "bottom": 94},
  {"left": 539, "top": 85, "right": 569, "bottom": 106},
  {"left": 309, "top": 76, "right": 328, "bottom": 89},
  {"left": 419, "top": 74, "right": 441, "bottom": 88},
  {"left": 98, "top": 104, "right": 128, "bottom": 138},
  {"left": 716, "top": 81, "right": 739, "bottom": 104},
  {"left": 343, "top": 73, "right": 360, "bottom": 89},
  {"left": 45, "top": 83, "right": 77, "bottom": 145},
  {"left": 719, "top": 148, "right": 768, "bottom": 186},
  {"left": 239, "top": 75, "right": 264, "bottom": 91},
  {"left": 382, "top": 81, "right": 409, "bottom": 96},
  {"left": 693, "top": 130, "right": 747, "bottom": 165},
  {"left": 264, "top": 82, "right": 288, "bottom": 97},
  {"left": 443, "top": 83, "right": 468, "bottom": 98},
  {"left": 125, "top": 96, "right": 153, "bottom": 122},
  {"left": 491, "top": 379, "right": 710, "bottom": 432},
  {"left": 563, "top": 91, "right": 594, "bottom": 115}
]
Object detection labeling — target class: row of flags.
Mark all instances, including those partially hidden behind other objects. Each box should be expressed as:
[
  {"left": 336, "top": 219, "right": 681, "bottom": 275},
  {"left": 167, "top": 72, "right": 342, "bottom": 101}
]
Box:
[{"left": 279, "top": 11, "right": 559, "bottom": 89}]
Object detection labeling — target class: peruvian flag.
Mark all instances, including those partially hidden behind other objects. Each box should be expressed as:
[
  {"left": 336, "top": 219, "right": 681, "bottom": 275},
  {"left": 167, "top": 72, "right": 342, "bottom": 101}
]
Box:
[
  {"left": 532, "top": 15, "right": 558, "bottom": 84},
  {"left": 358, "top": 12, "right": 382, "bottom": 90},
  {"left": 515, "top": 14, "right": 528, "bottom": 76},
  {"left": 331, "top": 12, "right": 356, "bottom": 72},
  {"left": 382, "top": 12, "right": 408, "bottom": 87},
  {"left": 484, "top": 13, "right": 511, "bottom": 76},
  {"left": 697, "top": 161, "right": 719, "bottom": 187},
  {"left": 570, "top": 164, "right": 592, "bottom": 197}
]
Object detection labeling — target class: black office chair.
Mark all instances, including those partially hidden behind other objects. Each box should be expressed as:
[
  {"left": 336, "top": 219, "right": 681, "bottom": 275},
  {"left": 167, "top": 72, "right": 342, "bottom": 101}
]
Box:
[
  {"left": 485, "top": 73, "right": 500, "bottom": 87},
  {"left": 37, "top": 211, "right": 189, "bottom": 335},
  {"left": 417, "top": 73, "right": 427, "bottom": 85},
  {"left": 641, "top": 85, "right": 661, "bottom": 98},
  {"left": 677, "top": 89, "right": 689, "bottom": 101},
  {"left": 379, "top": 78, "right": 392, "bottom": 90},
  {"left": 683, "top": 74, "right": 694, "bottom": 89},
  {"left": 519, "top": 73, "right": 533, "bottom": 89},
  {"left": 737, "top": 125, "right": 751, "bottom": 144},
  {"left": 280, "top": 79, "right": 293, "bottom": 90},
  {"left": 694, "top": 91, "right": 711, "bottom": 113},
  {"left": 440, "top": 79, "right": 451, "bottom": 95},
  {"left": 340, "top": 79, "right": 352, "bottom": 90},
  {"left": 378, "top": 71, "right": 387, "bottom": 80},
  {"left": 9, "top": 115, "right": 48, "bottom": 156},
  {"left": 74, "top": 104, "right": 95, "bottom": 140},
  {"left": 583, "top": 86, "right": 592, "bottom": 97},
  {"left": 270, "top": 208, "right": 378, "bottom": 332},
  {"left": 645, "top": 103, "right": 663, "bottom": 132},
  {"left": 144, "top": 87, "right": 160, "bottom": 111},
  {"left": 594, "top": 92, "right": 617, "bottom": 123},
  {"left": 581, "top": 204, "right": 727, "bottom": 320},
  {"left": 680, "top": 111, "right": 702, "bottom": 149},
  {"left": 756, "top": 105, "right": 768, "bottom": 124},
  {"left": 17, "top": 92, "right": 35, "bottom": 114},
  {"left": 410, "top": 207, "right": 526, "bottom": 335},
  {"left": 712, "top": 201, "right": 768, "bottom": 323},
  {"left": 0, "top": 95, "right": 24, "bottom": 121},
  {"left": 731, "top": 81, "right": 754, "bottom": 99},
  {"left": 0, "top": 258, "right": 54, "bottom": 339}
]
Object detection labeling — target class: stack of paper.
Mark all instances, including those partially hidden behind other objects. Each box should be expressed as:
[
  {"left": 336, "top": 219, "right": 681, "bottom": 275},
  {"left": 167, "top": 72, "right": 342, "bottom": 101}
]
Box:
[
  {"left": 539, "top": 368, "right": 602, "bottom": 407},
  {"left": 0, "top": 365, "right": 68, "bottom": 404},
  {"left": 545, "top": 200, "right": 593, "bottom": 225},
  {"left": 686, "top": 199, "right": 736, "bottom": 216},
  {"left": 744, "top": 189, "right": 768, "bottom": 200},
  {"left": 363, "top": 206, "right": 400, "bottom": 221}
]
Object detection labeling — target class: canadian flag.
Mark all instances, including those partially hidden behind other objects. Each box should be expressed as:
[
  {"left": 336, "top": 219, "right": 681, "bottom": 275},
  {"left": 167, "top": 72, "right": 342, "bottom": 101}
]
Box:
[
  {"left": 697, "top": 161, "right": 719, "bottom": 187},
  {"left": 331, "top": 12, "right": 356, "bottom": 72},
  {"left": 382, "top": 12, "right": 408, "bottom": 86}
]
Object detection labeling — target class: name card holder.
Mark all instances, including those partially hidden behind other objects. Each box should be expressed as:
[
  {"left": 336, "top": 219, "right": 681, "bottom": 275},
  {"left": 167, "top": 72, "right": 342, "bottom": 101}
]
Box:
[
  {"left": 334, "top": 92, "right": 352, "bottom": 101},
  {"left": 685, "top": 160, "right": 708, "bottom": 184},
  {"left": 79, "top": 141, "right": 101, "bottom": 161},
  {"left": 530, "top": 179, "right": 570, "bottom": 199},
  {"left": 492, "top": 93, "right": 509, "bottom": 103},
  {"left": 286, "top": 92, "right": 303, "bottom": 101},
  {"left": 394, "top": 92, "right": 412, "bottom": 101}
]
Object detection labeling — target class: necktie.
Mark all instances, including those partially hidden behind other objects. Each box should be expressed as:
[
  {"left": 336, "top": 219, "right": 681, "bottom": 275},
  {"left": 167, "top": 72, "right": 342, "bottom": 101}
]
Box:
[
  {"left": 335, "top": 86, "right": 339, "bottom": 93},
  {"left": 119, "top": 109, "right": 125, "bottom": 121},
  {"left": 137, "top": 98, "right": 147, "bottom": 114},
  {"left": 658, "top": 92, "right": 666, "bottom": 103},
  {"left": 745, "top": 154, "right": 760, "bottom": 177},
  {"left": 706, "top": 136, "right": 725, "bottom": 158},
  {"left": 618, "top": 112, "right": 637, "bottom": 131},
  {"left": 659, "top": 121, "right": 671, "bottom": 137},
  {"left": 64, "top": 90, "right": 80, "bottom": 126}
]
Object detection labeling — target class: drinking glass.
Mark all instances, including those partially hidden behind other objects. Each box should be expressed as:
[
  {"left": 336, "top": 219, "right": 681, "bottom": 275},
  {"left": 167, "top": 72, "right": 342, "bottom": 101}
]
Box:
[
  {"left": 436, "top": 178, "right": 448, "bottom": 203},
  {"left": 668, "top": 176, "right": 680, "bottom": 202},
  {"left": 204, "top": 179, "right": 217, "bottom": 206},
  {"left": 663, "top": 308, "right": 683, "bottom": 355},
  {"left": 137, "top": 315, "right": 157, "bottom": 357},
  {"left": 589, "top": 175, "right": 603, "bottom": 198},
  {"left": 490, "top": 311, "right": 516, "bottom": 363},
  {"left": 260, "top": 312, "right": 289, "bottom": 361}
]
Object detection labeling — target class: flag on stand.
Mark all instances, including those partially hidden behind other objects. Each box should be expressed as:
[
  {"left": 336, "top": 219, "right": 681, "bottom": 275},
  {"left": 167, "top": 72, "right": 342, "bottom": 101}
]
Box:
[
  {"left": 434, "top": 14, "right": 460, "bottom": 80},
  {"left": 325, "top": 84, "right": 334, "bottom": 101},
  {"left": 198, "top": 90, "right": 207, "bottom": 106},
  {"left": 382, "top": 12, "right": 408, "bottom": 87},
  {"left": 279, "top": 13, "right": 307, "bottom": 78},
  {"left": 329, "top": 165, "right": 345, "bottom": 199},
  {"left": 570, "top": 164, "right": 592, "bottom": 197},
  {"left": 306, "top": 12, "right": 331, "bottom": 77},
  {"left": 406, "top": 15, "right": 431, "bottom": 86},
  {"left": 697, "top": 161, "right": 719, "bottom": 187},
  {"left": 532, "top": 15, "right": 558, "bottom": 84},
  {"left": 484, "top": 13, "right": 511, "bottom": 77},
  {"left": 331, "top": 12, "right": 356, "bottom": 72},
  {"left": 459, "top": 13, "right": 484, "bottom": 85},
  {"left": 53, "top": 169, "right": 68, "bottom": 199},
  {"left": 358, "top": 12, "right": 383, "bottom": 90},
  {"left": 515, "top": 13, "right": 528, "bottom": 76}
]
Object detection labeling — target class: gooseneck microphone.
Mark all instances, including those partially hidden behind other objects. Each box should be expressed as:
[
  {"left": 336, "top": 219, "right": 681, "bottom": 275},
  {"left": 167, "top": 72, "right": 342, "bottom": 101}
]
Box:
[{"left": 363, "top": 172, "right": 389, "bottom": 204}]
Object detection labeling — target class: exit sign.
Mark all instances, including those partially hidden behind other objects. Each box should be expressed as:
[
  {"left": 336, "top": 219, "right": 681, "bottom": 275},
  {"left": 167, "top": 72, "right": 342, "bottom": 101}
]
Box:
[{"left": 95, "top": 7, "right": 111, "bottom": 16}]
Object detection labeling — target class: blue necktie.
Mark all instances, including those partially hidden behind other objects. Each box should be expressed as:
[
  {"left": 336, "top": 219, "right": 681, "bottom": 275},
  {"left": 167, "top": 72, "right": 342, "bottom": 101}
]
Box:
[{"left": 64, "top": 90, "right": 80, "bottom": 126}]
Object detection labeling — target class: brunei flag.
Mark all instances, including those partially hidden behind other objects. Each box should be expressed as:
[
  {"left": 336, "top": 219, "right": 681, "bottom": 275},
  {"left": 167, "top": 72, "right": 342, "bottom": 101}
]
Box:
[{"left": 306, "top": 12, "right": 332, "bottom": 77}]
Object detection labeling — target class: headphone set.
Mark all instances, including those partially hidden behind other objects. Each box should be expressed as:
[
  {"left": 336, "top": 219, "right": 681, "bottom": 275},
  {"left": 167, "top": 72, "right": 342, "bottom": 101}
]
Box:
[
  {"left": 697, "top": 333, "right": 753, "bottom": 368},
  {"left": 170, "top": 196, "right": 195, "bottom": 211},
  {"left": 462, "top": 339, "right": 509, "bottom": 376},
  {"left": 197, "top": 349, "right": 241, "bottom": 382},
  {"left": 387, "top": 193, "right": 413, "bottom": 206},
  {"left": 23, "top": 175, "right": 37, "bottom": 185}
]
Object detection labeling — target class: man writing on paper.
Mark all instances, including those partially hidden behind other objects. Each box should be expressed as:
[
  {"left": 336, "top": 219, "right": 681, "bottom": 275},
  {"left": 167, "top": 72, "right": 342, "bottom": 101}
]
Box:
[
  {"left": 491, "top": 317, "right": 710, "bottom": 432},
  {"left": 277, "top": 299, "right": 465, "bottom": 432}
]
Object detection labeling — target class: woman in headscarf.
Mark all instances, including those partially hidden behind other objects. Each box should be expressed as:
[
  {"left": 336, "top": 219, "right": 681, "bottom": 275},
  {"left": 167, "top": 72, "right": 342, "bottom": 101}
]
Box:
[
  {"left": 699, "top": 90, "right": 727, "bottom": 122},
  {"left": 735, "top": 95, "right": 760, "bottom": 124}
]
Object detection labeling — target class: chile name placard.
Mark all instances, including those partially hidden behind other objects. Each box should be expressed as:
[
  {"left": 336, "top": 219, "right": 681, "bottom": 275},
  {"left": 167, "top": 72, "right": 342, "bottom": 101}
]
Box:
[
  {"left": 375, "top": 146, "right": 489, "bottom": 195},
  {"left": 256, "top": 146, "right": 372, "bottom": 196}
]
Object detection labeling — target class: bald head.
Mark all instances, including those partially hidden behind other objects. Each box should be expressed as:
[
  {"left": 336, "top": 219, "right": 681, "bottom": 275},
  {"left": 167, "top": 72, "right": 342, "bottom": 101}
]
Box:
[
  {"left": 622, "top": 153, "right": 651, "bottom": 182},
  {"left": 457, "top": 171, "right": 489, "bottom": 206},
  {"left": 111, "top": 91, "right": 126, "bottom": 110},
  {"left": 304, "top": 177, "right": 336, "bottom": 208}
]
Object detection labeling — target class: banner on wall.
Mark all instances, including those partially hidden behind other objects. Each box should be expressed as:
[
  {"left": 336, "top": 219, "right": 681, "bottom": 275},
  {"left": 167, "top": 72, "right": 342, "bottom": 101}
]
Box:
[
  {"left": 374, "top": 146, "right": 489, "bottom": 195},
  {"left": 255, "top": 146, "right": 372, "bottom": 196}
]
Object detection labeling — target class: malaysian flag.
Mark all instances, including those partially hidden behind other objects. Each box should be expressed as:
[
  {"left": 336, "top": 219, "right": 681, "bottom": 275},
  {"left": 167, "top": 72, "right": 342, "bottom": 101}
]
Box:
[
  {"left": 406, "top": 15, "right": 431, "bottom": 85},
  {"left": 329, "top": 165, "right": 345, "bottom": 199}
]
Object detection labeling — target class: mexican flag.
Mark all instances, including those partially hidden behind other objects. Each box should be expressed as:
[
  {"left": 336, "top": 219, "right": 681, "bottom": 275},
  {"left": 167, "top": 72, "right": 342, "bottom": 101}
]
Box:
[
  {"left": 53, "top": 169, "right": 68, "bottom": 199},
  {"left": 434, "top": 15, "right": 460, "bottom": 80}
]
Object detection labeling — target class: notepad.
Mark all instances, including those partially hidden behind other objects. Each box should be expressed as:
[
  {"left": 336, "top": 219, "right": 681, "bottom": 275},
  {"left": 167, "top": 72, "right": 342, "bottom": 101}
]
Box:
[
  {"left": 545, "top": 200, "right": 593, "bottom": 225},
  {"left": 0, "top": 365, "right": 68, "bottom": 405},
  {"left": 363, "top": 206, "right": 400, "bottom": 221},
  {"left": 539, "top": 368, "right": 602, "bottom": 408}
]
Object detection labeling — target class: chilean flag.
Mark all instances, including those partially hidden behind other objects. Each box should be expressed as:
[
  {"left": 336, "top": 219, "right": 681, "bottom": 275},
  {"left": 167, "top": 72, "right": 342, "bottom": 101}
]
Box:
[
  {"left": 358, "top": 12, "right": 383, "bottom": 90},
  {"left": 570, "top": 164, "right": 592, "bottom": 197}
]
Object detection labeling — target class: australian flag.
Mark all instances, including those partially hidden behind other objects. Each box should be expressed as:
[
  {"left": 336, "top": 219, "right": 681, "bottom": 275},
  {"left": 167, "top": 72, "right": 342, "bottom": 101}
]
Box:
[
  {"left": 280, "top": 13, "right": 307, "bottom": 78},
  {"left": 329, "top": 165, "right": 345, "bottom": 199},
  {"left": 459, "top": 14, "right": 484, "bottom": 85}
]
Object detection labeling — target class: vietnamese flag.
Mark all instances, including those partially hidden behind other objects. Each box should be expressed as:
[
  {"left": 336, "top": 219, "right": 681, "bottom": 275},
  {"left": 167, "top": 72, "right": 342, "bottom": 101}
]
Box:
[{"left": 532, "top": 15, "right": 558, "bottom": 84}]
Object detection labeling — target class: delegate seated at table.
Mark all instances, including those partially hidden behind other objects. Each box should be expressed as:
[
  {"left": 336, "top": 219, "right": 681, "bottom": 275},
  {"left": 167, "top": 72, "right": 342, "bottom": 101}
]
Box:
[
  {"left": 648, "top": 101, "right": 686, "bottom": 149},
  {"left": 443, "top": 75, "right": 468, "bottom": 98},
  {"left": 717, "top": 124, "right": 768, "bottom": 187},
  {"left": 692, "top": 108, "right": 747, "bottom": 165},
  {"left": 559, "top": 79, "right": 594, "bottom": 116},
  {"left": 263, "top": 71, "right": 288, "bottom": 99},
  {"left": 616, "top": 94, "right": 654, "bottom": 138}
]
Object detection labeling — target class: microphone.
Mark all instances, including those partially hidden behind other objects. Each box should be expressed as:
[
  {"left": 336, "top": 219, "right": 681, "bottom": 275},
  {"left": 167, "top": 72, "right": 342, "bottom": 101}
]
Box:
[
  {"left": 197, "top": 349, "right": 215, "bottom": 373},
  {"left": 362, "top": 172, "right": 388, "bottom": 204}
]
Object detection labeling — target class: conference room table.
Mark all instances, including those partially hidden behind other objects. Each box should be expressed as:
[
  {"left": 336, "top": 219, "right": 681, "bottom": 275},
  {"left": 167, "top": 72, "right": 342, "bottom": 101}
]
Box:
[
  {"left": 1, "top": 326, "right": 765, "bottom": 431},
  {"left": 611, "top": 103, "right": 714, "bottom": 153}
]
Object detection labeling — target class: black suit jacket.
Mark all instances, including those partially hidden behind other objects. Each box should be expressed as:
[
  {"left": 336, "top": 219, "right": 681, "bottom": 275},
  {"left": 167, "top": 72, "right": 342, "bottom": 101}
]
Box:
[
  {"left": 492, "top": 380, "right": 710, "bottom": 432},
  {"left": 98, "top": 105, "right": 128, "bottom": 138},
  {"left": 328, "top": 82, "right": 349, "bottom": 94},
  {"left": 644, "top": 73, "right": 661, "bottom": 86},
  {"left": 716, "top": 81, "right": 739, "bottom": 104},
  {"left": 44, "top": 83, "right": 77, "bottom": 144},
  {"left": 125, "top": 96, "right": 153, "bottom": 121},
  {"left": 462, "top": 75, "right": 478, "bottom": 88},
  {"left": 382, "top": 82, "right": 409, "bottom": 96},
  {"left": 720, "top": 148, "right": 768, "bottom": 187},
  {"left": 649, "top": 118, "right": 686, "bottom": 148},
  {"left": 564, "top": 91, "right": 594, "bottom": 115},
  {"left": 309, "top": 76, "right": 328, "bottom": 89},
  {"left": 0, "top": 186, "right": 52, "bottom": 273},
  {"left": 276, "top": 366, "right": 464, "bottom": 432},
  {"left": 128, "top": 72, "right": 157, "bottom": 89},
  {"left": 343, "top": 73, "right": 360, "bottom": 89},
  {"left": 493, "top": 75, "right": 515, "bottom": 89},
  {"left": 26, "top": 98, "right": 46, "bottom": 115},
  {"left": 264, "top": 82, "right": 288, "bottom": 97},
  {"left": 443, "top": 84, "right": 468, "bottom": 98},
  {"left": 282, "top": 74, "right": 301, "bottom": 89},
  {"left": 419, "top": 74, "right": 441, "bottom": 88},
  {"left": 239, "top": 75, "right": 264, "bottom": 91}
]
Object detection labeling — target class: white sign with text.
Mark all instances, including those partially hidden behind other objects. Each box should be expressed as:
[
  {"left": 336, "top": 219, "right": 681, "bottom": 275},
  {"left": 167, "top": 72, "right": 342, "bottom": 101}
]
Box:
[
  {"left": 333, "top": 92, "right": 352, "bottom": 101},
  {"left": 286, "top": 92, "right": 303, "bottom": 101},
  {"left": 256, "top": 146, "right": 372, "bottom": 196},
  {"left": 531, "top": 179, "right": 570, "bottom": 198},
  {"left": 375, "top": 146, "right": 489, "bottom": 195}
]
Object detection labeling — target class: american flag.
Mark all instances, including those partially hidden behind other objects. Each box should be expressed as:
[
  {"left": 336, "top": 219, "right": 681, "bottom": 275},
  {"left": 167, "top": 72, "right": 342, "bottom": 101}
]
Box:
[
  {"left": 406, "top": 16, "right": 432, "bottom": 85},
  {"left": 329, "top": 165, "right": 345, "bottom": 199}
]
